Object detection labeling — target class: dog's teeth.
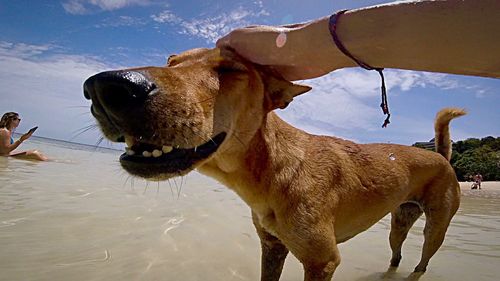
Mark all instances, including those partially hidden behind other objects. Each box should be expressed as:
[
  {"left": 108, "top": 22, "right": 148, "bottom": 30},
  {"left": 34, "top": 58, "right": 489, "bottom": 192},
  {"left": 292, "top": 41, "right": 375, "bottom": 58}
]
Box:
[
  {"left": 162, "top": 145, "right": 173, "bottom": 153},
  {"left": 125, "top": 137, "right": 135, "bottom": 148},
  {"left": 126, "top": 149, "right": 135, "bottom": 156},
  {"left": 142, "top": 151, "right": 152, "bottom": 157},
  {"left": 152, "top": 149, "right": 162, "bottom": 158},
  {"left": 194, "top": 146, "right": 198, "bottom": 152}
]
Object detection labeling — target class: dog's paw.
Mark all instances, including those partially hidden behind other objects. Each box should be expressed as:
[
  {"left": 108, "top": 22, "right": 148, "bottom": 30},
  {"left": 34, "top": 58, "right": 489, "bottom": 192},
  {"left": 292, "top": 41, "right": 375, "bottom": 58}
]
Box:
[{"left": 414, "top": 264, "right": 427, "bottom": 272}]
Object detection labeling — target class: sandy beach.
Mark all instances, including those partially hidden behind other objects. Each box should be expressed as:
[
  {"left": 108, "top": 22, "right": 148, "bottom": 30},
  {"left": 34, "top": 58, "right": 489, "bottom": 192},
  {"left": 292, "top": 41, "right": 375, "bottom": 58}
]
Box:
[
  {"left": 1, "top": 138, "right": 499, "bottom": 281},
  {"left": 459, "top": 181, "right": 500, "bottom": 191}
]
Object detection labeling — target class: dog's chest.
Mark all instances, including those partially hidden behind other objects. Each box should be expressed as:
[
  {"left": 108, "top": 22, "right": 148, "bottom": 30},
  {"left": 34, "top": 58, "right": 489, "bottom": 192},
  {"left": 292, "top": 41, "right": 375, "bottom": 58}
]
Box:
[{"left": 255, "top": 207, "right": 280, "bottom": 235}]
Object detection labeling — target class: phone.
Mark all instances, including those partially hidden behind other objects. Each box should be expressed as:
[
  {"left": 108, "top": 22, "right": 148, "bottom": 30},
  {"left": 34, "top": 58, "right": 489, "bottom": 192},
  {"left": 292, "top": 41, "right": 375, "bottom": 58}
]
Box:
[{"left": 27, "top": 126, "right": 38, "bottom": 134}]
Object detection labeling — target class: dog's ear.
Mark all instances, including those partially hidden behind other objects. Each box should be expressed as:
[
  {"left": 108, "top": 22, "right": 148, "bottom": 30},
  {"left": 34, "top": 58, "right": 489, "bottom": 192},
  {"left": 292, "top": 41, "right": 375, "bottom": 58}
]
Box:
[
  {"left": 263, "top": 73, "right": 311, "bottom": 110},
  {"left": 217, "top": 47, "right": 312, "bottom": 110}
]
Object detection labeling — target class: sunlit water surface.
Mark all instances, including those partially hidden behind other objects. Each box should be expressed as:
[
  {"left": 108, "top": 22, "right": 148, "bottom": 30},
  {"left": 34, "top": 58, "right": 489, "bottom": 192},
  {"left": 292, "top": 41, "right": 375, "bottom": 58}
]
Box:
[{"left": 1, "top": 137, "right": 499, "bottom": 280}]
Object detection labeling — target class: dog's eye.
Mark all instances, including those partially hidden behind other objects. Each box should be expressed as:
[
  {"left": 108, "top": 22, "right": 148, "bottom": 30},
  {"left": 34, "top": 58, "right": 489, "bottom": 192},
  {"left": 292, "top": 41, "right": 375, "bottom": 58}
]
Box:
[{"left": 166, "top": 55, "right": 178, "bottom": 66}]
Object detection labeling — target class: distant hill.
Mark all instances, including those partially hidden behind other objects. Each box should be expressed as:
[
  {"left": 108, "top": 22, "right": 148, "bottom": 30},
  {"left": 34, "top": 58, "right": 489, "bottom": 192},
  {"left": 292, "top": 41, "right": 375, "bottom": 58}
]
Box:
[{"left": 413, "top": 136, "right": 500, "bottom": 181}]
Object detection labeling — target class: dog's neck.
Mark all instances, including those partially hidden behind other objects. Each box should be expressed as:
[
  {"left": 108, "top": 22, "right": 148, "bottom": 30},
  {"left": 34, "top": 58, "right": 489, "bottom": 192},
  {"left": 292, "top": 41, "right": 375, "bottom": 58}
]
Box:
[{"left": 198, "top": 112, "right": 308, "bottom": 208}]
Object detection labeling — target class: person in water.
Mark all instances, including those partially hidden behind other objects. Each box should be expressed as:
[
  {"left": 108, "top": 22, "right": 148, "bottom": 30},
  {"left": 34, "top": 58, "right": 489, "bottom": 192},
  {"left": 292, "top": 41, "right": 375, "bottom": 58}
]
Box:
[{"left": 0, "top": 112, "right": 48, "bottom": 161}]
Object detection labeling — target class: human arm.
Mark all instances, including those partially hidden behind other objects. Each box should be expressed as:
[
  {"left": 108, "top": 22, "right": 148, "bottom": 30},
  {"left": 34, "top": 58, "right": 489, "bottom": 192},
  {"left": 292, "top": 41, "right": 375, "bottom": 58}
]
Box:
[
  {"left": 0, "top": 129, "right": 33, "bottom": 155},
  {"left": 217, "top": 0, "right": 500, "bottom": 81}
]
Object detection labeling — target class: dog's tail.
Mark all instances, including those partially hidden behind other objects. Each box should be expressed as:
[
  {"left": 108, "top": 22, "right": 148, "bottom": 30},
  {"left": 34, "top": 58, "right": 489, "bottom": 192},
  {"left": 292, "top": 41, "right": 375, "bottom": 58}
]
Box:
[{"left": 434, "top": 107, "right": 466, "bottom": 161}]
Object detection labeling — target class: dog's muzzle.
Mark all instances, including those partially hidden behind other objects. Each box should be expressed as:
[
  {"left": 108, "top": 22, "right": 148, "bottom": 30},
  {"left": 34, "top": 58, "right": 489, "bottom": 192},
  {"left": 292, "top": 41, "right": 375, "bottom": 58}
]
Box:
[
  {"left": 84, "top": 70, "right": 156, "bottom": 107},
  {"left": 83, "top": 70, "right": 157, "bottom": 142},
  {"left": 83, "top": 70, "right": 226, "bottom": 178},
  {"left": 84, "top": 70, "right": 156, "bottom": 124}
]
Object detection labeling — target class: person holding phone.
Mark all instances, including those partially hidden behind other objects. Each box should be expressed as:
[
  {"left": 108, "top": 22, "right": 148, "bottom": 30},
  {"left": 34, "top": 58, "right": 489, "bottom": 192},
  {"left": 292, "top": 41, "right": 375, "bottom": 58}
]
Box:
[{"left": 0, "top": 112, "right": 47, "bottom": 161}]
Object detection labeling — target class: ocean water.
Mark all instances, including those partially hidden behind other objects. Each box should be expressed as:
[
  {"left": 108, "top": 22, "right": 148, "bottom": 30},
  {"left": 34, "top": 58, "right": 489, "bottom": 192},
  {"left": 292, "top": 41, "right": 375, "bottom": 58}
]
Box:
[{"left": 1, "top": 137, "right": 499, "bottom": 281}]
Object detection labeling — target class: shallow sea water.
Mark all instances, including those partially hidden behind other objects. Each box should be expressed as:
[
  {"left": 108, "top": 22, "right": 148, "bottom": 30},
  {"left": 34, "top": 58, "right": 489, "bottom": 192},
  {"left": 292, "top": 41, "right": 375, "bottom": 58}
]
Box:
[{"left": 1, "top": 137, "right": 499, "bottom": 281}]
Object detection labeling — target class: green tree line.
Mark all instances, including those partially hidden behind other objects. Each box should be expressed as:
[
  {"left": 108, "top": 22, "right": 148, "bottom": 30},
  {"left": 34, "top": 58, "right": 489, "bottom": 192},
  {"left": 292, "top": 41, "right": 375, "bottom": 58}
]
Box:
[{"left": 413, "top": 136, "right": 500, "bottom": 181}]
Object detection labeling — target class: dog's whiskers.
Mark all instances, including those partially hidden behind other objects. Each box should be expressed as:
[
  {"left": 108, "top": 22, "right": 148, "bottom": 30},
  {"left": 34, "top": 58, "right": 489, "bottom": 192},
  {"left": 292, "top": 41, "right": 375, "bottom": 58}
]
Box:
[
  {"left": 179, "top": 175, "right": 186, "bottom": 199},
  {"left": 123, "top": 175, "right": 130, "bottom": 188},
  {"left": 143, "top": 181, "right": 150, "bottom": 195},
  {"left": 70, "top": 124, "right": 99, "bottom": 142},
  {"left": 167, "top": 179, "right": 174, "bottom": 199},
  {"left": 127, "top": 176, "right": 135, "bottom": 191},
  {"left": 76, "top": 111, "right": 92, "bottom": 117},
  {"left": 208, "top": 120, "right": 248, "bottom": 148},
  {"left": 92, "top": 137, "right": 105, "bottom": 152},
  {"left": 173, "top": 178, "right": 181, "bottom": 200},
  {"left": 66, "top": 105, "right": 91, "bottom": 109}
]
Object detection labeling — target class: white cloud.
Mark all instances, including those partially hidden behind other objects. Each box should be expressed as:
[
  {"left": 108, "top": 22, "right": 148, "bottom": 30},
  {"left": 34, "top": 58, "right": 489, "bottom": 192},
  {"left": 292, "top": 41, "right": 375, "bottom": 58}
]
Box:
[
  {"left": 62, "top": 0, "right": 88, "bottom": 15},
  {"left": 277, "top": 68, "right": 474, "bottom": 142},
  {"left": 94, "top": 15, "right": 148, "bottom": 28},
  {"left": 151, "top": 10, "right": 182, "bottom": 24},
  {"left": 0, "top": 41, "right": 491, "bottom": 146},
  {"left": 278, "top": 82, "right": 380, "bottom": 131},
  {"left": 314, "top": 69, "right": 463, "bottom": 99},
  {"left": 0, "top": 41, "right": 110, "bottom": 144},
  {"left": 253, "top": 0, "right": 270, "bottom": 17},
  {"left": 90, "top": 0, "right": 148, "bottom": 10},
  {"left": 152, "top": 4, "right": 269, "bottom": 43},
  {"left": 180, "top": 8, "right": 251, "bottom": 43},
  {"left": 62, "top": 0, "right": 152, "bottom": 14},
  {"left": 0, "top": 42, "right": 54, "bottom": 59}
]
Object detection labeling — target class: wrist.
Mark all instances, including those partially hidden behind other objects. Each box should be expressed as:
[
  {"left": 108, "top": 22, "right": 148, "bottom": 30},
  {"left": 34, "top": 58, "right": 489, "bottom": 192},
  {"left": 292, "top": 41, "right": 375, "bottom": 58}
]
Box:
[
  {"left": 301, "top": 17, "right": 357, "bottom": 70},
  {"left": 332, "top": 10, "right": 383, "bottom": 69}
]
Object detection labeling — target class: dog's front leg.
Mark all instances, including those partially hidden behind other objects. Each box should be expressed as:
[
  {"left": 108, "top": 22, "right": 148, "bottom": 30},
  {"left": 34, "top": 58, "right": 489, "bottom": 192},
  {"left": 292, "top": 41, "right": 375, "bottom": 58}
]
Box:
[
  {"left": 287, "top": 223, "right": 340, "bottom": 281},
  {"left": 252, "top": 212, "right": 289, "bottom": 281}
]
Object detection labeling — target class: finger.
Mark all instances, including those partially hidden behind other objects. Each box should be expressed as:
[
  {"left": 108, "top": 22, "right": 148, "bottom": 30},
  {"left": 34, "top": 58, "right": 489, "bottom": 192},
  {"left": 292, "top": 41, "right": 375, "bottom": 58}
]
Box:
[
  {"left": 271, "top": 65, "right": 308, "bottom": 81},
  {"left": 216, "top": 33, "right": 230, "bottom": 47}
]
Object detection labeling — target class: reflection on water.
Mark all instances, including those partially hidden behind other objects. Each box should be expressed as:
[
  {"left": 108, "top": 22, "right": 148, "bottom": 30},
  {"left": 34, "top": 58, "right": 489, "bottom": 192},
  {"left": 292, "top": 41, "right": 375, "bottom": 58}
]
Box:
[{"left": 1, "top": 139, "right": 499, "bottom": 281}]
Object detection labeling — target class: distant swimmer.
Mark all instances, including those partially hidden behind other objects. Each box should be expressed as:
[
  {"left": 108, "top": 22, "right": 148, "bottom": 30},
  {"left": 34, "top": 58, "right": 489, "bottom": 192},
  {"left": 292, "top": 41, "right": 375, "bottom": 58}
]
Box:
[{"left": 0, "top": 112, "right": 48, "bottom": 161}]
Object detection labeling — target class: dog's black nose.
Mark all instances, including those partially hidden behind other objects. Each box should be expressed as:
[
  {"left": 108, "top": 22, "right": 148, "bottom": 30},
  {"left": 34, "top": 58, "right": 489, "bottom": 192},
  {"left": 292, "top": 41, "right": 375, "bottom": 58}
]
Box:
[{"left": 83, "top": 70, "right": 156, "bottom": 111}]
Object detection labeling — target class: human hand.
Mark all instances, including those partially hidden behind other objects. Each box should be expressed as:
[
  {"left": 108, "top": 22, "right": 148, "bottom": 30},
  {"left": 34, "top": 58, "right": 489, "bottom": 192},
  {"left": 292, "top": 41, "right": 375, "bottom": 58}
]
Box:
[
  {"left": 217, "top": 25, "right": 313, "bottom": 80},
  {"left": 217, "top": 25, "right": 296, "bottom": 66},
  {"left": 20, "top": 130, "right": 34, "bottom": 142},
  {"left": 217, "top": 18, "right": 355, "bottom": 81}
]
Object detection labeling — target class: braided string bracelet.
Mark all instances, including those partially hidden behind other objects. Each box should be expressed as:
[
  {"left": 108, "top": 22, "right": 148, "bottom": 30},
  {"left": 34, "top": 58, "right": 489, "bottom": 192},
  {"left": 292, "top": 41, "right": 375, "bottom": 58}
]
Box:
[{"left": 329, "top": 9, "right": 391, "bottom": 128}]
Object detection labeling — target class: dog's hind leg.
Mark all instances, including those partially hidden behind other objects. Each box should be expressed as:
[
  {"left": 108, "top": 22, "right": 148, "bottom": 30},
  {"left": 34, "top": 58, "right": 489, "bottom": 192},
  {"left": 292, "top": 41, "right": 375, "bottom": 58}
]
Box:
[
  {"left": 389, "top": 202, "right": 423, "bottom": 267},
  {"left": 414, "top": 210, "right": 454, "bottom": 272},
  {"left": 414, "top": 182, "right": 460, "bottom": 272},
  {"left": 252, "top": 212, "right": 289, "bottom": 281}
]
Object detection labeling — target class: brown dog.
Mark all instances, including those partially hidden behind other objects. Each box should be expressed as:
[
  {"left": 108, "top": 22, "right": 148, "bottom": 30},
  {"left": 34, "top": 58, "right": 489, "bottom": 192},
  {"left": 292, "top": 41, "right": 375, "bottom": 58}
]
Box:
[{"left": 83, "top": 48, "right": 465, "bottom": 281}]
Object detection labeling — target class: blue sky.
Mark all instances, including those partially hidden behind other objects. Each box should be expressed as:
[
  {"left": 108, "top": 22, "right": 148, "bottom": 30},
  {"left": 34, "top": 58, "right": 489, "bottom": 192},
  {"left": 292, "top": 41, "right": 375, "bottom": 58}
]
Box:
[{"left": 0, "top": 0, "right": 498, "bottom": 148}]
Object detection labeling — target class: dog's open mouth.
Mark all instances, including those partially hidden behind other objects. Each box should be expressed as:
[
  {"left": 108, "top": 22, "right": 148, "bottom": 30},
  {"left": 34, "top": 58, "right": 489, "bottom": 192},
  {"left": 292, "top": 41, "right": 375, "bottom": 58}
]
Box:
[{"left": 119, "top": 132, "right": 226, "bottom": 177}]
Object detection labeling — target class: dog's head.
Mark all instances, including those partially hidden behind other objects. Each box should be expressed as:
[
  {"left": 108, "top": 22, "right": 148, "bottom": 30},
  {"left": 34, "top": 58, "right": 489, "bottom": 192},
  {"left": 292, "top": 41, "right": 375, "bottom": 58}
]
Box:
[{"left": 83, "top": 48, "right": 310, "bottom": 180}]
